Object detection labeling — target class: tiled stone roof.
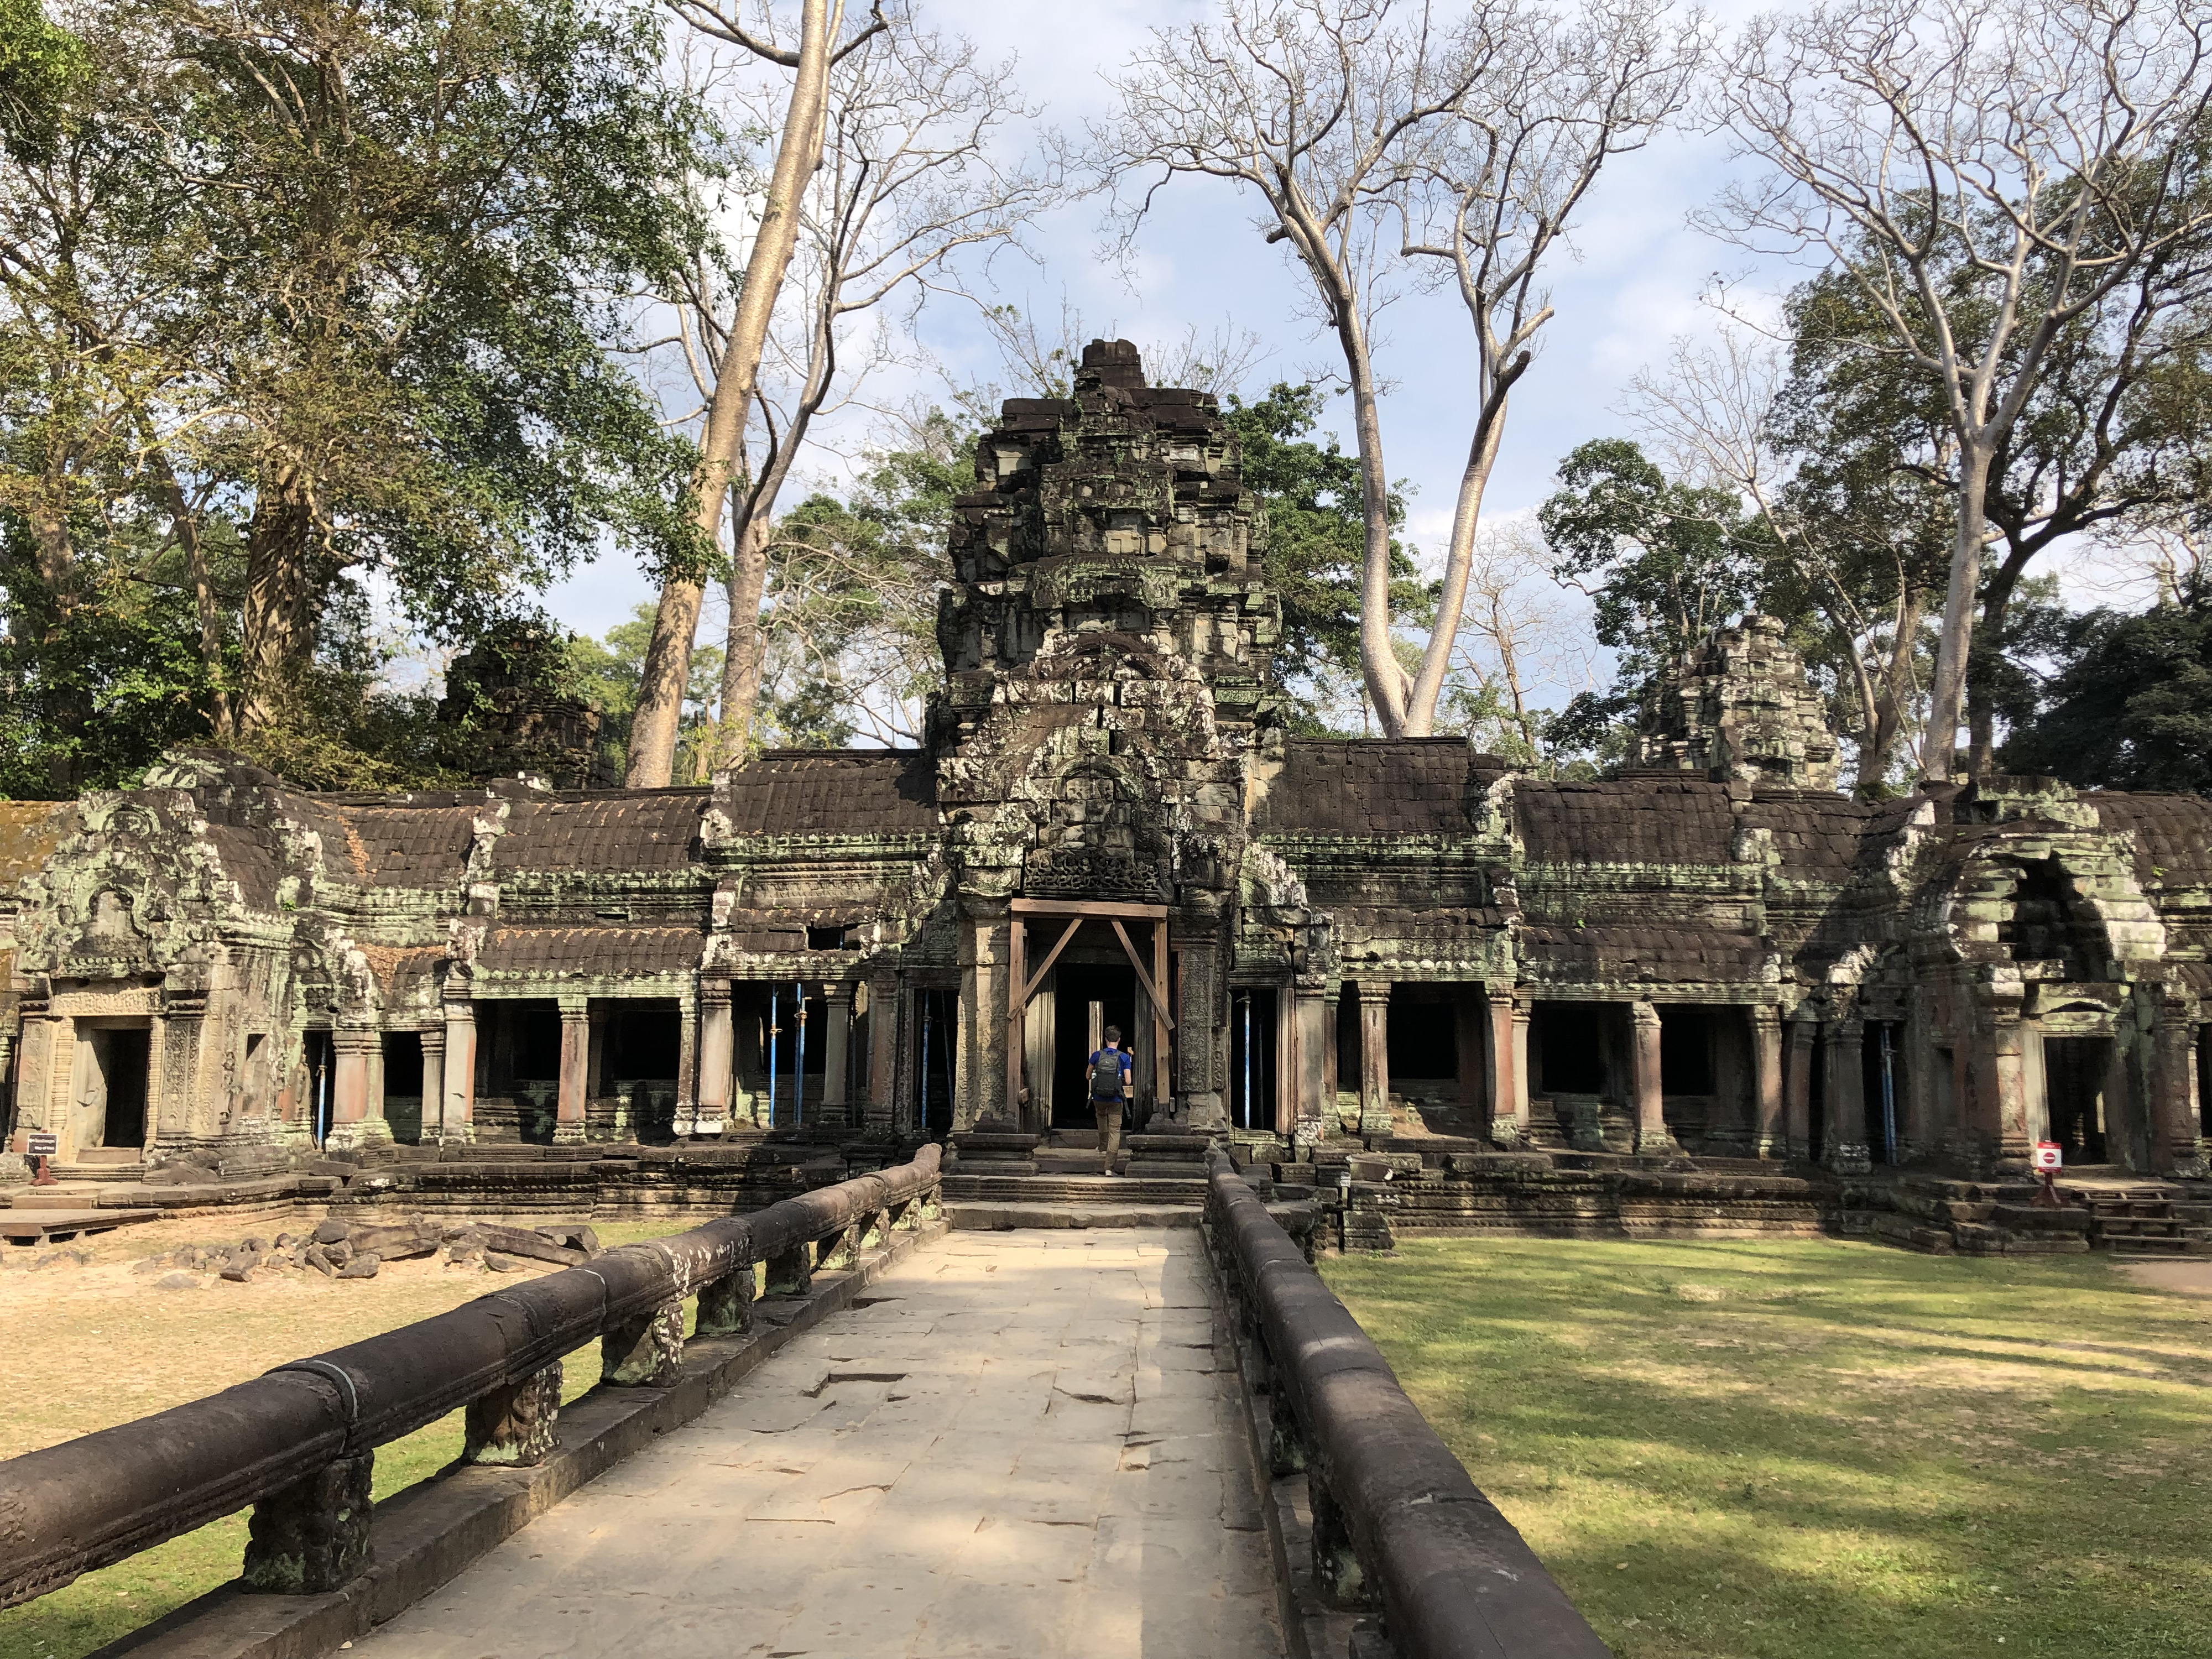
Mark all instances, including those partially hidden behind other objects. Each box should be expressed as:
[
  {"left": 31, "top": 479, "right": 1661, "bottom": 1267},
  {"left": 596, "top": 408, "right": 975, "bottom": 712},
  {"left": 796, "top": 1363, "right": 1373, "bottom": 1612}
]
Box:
[
  {"left": 1516, "top": 779, "right": 1737, "bottom": 865},
  {"left": 479, "top": 925, "right": 703, "bottom": 975},
  {"left": 494, "top": 794, "right": 708, "bottom": 874},
  {"left": 331, "top": 805, "right": 479, "bottom": 885},
  {"left": 718, "top": 750, "right": 937, "bottom": 836},
  {"left": 1255, "top": 740, "right": 1481, "bottom": 836}
]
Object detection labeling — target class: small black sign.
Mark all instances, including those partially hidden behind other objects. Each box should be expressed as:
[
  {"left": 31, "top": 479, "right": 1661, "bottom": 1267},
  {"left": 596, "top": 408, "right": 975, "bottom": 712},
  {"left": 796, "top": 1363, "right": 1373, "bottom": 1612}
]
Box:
[{"left": 24, "top": 1132, "right": 57, "bottom": 1157}]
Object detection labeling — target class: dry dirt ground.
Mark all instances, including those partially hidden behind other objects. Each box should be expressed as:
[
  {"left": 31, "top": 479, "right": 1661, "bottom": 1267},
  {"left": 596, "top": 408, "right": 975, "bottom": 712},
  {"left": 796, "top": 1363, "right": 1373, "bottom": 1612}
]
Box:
[{"left": 0, "top": 1209, "right": 685, "bottom": 1659}]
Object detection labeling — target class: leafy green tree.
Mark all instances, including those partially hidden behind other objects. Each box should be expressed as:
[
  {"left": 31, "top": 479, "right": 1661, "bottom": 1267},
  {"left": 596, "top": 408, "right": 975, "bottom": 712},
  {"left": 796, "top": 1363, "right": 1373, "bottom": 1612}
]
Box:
[
  {"left": 1999, "top": 585, "right": 2212, "bottom": 795},
  {"left": 0, "top": 0, "right": 705, "bottom": 795},
  {"left": 1537, "top": 437, "right": 1766, "bottom": 758}
]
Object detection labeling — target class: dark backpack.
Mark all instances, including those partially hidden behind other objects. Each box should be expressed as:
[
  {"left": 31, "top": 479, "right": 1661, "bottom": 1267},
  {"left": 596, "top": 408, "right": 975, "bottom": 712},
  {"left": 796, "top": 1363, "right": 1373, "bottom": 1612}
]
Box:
[{"left": 1089, "top": 1049, "right": 1125, "bottom": 1099}]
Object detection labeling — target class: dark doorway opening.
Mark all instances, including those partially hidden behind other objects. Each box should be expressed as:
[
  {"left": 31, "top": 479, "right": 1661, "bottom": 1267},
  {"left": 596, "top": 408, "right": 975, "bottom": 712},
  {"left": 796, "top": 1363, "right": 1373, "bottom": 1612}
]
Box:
[
  {"left": 1052, "top": 964, "right": 1136, "bottom": 1131},
  {"left": 604, "top": 1001, "right": 681, "bottom": 1143},
  {"left": 1229, "top": 987, "right": 1279, "bottom": 1131},
  {"left": 2199, "top": 1025, "right": 2211, "bottom": 1141},
  {"left": 1659, "top": 1007, "right": 1714, "bottom": 1094},
  {"left": 915, "top": 988, "right": 958, "bottom": 1136},
  {"left": 1335, "top": 990, "right": 1362, "bottom": 1105},
  {"left": 1533, "top": 1003, "right": 1609, "bottom": 1095},
  {"left": 1386, "top": 988, "right": 1457, "bottom": 1081},
  {"left": 383, "top": 1031, "right": 424, "bottom": 1144},
  {"left": 2045, "top": 1035, "right": 2109, "bottom": 1164},
  {"left": 88, "top": 1027, "right": 151, "bottom": 1149}
]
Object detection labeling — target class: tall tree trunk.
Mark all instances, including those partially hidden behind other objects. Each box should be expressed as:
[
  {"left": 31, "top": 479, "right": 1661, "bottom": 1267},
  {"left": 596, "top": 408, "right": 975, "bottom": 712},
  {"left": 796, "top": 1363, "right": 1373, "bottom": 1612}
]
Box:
[
  {"left": 28, "top": 474, "right": 86, "bottom": 794},
  {"left": 238, "top": 465, "right": 324, "bottom": 736},
  {"left": 1964, "top": 546, "right": 2035, "bottom": 777},
  {"left": 715, "top": 512, "right": 774, "bottom": 769},
  {"left": 1402, "top": 366, "right": 1524, "bottom": 735},
  {"left": 1330, "top": 299, "right": 1407, "bottom": 738},
  {"left": 1918, "top": 444, "right": 1991, "bottom": 784},
  {"left": 625, "top": 0, "right": 841, "bottom": 789},
  {"left": 150, "top": 455, "right": 234, "bottom": 740}
]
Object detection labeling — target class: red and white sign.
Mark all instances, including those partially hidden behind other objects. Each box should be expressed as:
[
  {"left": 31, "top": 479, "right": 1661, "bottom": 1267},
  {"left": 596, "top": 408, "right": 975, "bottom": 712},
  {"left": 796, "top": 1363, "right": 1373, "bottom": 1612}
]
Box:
[{"left": 2033, "top": 1141, "right": 2063, "bottom": 1171}]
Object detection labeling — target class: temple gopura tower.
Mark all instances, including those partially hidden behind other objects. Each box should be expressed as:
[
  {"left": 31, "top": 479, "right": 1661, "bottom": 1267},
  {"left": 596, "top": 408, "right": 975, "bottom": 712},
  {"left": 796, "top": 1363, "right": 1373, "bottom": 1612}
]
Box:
[{"left": 3, "top": 340, "right": 2210, "bottom": 1187}]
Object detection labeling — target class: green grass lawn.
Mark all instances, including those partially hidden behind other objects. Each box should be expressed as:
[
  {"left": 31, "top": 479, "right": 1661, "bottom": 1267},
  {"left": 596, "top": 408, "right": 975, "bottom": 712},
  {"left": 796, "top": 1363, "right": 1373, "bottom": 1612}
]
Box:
[
  {"left": 1322, "top": 1237, "right": 2212, "bottom": 1659},
  {"left": 0, "top": 1219, "right": 704, "bottom": 1659}
]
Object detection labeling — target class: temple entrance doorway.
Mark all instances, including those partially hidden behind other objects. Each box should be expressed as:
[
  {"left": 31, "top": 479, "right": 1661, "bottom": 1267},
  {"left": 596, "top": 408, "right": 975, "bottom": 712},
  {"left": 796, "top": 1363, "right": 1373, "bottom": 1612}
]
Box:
[
  {"left": 74, "top": 1023, "right": 150, "bottom": 1150},
  {"left": 2044, "top": 1035, "right": 2110, "bottom": 1164},
  {"left": 1049, "top": 964, "right": 1137, "bottom": 1133}
]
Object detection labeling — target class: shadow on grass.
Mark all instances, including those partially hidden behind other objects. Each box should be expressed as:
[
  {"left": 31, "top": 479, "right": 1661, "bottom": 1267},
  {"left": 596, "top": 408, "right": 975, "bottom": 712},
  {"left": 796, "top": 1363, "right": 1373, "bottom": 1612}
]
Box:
[{"left": 1326, "top": 1237, "right": 2212, "bottom": 1659}]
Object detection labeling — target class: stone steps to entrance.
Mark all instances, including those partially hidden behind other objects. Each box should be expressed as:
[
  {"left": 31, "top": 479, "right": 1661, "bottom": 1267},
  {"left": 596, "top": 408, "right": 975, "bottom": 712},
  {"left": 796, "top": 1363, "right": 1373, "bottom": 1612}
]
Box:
[
  {"left": 940, "top": 1173, "right": 1207, "bottom": 1207},
  {"left": 945, "top": 1199, "right": 1203, "bottom": 1231}
]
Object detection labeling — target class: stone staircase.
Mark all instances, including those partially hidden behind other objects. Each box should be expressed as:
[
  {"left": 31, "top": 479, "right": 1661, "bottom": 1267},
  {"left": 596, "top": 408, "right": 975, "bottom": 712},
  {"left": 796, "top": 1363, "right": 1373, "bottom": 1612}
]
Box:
[
  {"left": 941, "top": 1128, "right": 1223, "bottom": 1231},
  {"left": 2069, "top": 1186, "right": 2212, "bottom": 1257}
]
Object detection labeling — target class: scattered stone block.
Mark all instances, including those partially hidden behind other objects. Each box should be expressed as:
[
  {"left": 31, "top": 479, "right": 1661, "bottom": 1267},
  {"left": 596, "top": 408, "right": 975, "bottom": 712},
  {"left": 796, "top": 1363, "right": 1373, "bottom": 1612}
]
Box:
[
  {"left": 155, "top": 1270, "right": 201, "bottom": 1290},
  {"left": 337, "top": 1253, "right": 381, "bottom": 1280}
]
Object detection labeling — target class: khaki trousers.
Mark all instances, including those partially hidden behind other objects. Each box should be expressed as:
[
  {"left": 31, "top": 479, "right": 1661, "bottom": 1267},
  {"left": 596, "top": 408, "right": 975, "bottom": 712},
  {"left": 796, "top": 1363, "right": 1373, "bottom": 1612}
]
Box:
[{"left": 1093, "top": 1099, "right": 1125, "bottom": 1164}]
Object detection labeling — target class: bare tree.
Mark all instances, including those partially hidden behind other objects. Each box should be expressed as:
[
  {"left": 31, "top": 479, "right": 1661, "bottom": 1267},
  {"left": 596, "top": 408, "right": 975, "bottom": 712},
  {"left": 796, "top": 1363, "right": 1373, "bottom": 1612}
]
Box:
[
  {"left": 1397, "top": 0, "right": 1700, "bottom": 733},
  {"left": 1101, "top": 0, "right": 1491, "bottom": 735},
  {"left": 627, "top": 0, "right": 886, "bottom": 787},
  {"left": 1708, "top": 0, "right": 2212, "bottom": 781},
  {"left": 670, "top": 18, "right": 1053, "bottom": 771},
  {"left": 1443, "top": 517, "right": 1598, "bottom": 767},
  {"left": 1624, "top": 327, "right": 1941, "bottom": 789}
]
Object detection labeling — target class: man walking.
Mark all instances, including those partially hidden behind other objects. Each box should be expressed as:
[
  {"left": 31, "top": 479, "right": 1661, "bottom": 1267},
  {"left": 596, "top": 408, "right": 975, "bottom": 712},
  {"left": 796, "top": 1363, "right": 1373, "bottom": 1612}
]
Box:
[{"left": 1089, "top": 1025, "right": 1134, "bottom": 1173}]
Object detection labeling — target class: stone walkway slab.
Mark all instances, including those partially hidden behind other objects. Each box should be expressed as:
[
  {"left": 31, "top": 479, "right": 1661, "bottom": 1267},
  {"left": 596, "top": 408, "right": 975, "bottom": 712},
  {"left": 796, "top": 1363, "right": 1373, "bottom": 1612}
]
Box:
[{"left": 349, "top": 1232, "right": 1282, "bottom": 1659}]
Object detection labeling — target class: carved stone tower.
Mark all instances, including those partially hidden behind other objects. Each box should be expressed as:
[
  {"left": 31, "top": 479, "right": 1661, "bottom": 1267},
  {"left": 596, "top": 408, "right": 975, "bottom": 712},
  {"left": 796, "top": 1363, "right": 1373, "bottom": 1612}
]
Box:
[
  {"left": 927, "top": 340, "right": 1283, "bottom": 1128},
  {"left": 1633, "top": 614, "right": 1841, "bottom": 792}
]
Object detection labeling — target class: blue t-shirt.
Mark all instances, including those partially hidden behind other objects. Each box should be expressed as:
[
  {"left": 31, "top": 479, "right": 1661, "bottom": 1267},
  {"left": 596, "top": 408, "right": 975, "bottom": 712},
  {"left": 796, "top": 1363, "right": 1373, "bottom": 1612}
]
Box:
[{"left": 1088, "top": 1047, "right": 1134, "bottom": 1099}]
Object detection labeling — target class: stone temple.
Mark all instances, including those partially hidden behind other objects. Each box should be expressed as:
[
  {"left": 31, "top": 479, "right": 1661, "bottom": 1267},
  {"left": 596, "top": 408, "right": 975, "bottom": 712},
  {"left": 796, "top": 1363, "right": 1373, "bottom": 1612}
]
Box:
[{"left": 2, "top": 340, "right": 2209, "bottom": 1239}]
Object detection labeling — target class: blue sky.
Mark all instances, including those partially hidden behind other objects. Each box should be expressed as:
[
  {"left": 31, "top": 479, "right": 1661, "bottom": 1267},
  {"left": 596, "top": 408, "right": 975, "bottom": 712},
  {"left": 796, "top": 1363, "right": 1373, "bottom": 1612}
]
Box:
[{"left": 535, "top": 1, "right": 2131, "bottom": 721}]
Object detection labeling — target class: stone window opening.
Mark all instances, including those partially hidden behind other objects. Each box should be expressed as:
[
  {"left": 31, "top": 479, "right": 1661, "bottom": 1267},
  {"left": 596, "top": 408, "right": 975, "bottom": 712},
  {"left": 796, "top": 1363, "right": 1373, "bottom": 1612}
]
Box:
[
  {"left": 1658, "top": 1005, "right": 1717, "bottom": 1147},
  {"left": 1860, "top": 1020, "right": 1907, "bottom": 1164},
  {"left": 806, "top": 924, "right": 853, "bottom": 951},
  {"left": 1999, "top": 858, "right": 2111, "bottom": 979},
  {"left": 481, "top": 1001, "right": 563, "bottom": 1145},
  {"left": 1228, "top": 987, "right": 1279, "bottom": 1133},
  {"left": 300, "top": 1029, "right": 335, "bottom": 1146},
  {"left": 914, "top": 987, "right": 959, "bottom": 1137}
]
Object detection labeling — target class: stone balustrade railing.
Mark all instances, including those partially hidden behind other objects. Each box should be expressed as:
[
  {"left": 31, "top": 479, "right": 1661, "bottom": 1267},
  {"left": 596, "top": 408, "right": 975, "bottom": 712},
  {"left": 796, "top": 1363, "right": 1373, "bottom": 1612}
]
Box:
[
  {"left": 1203, "top": 1149, "right": 1611, "bottom": 1659},
  {"left": 0, "top": 1143, "right": 942, "bottom": 1610}
]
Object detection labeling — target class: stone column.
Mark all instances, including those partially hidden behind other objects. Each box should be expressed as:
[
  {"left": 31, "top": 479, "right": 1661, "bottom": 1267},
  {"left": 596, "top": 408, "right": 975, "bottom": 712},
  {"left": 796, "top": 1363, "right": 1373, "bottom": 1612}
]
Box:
[
  {"left": 1484, "top": 986, "right": 1522, "bottom": 1147},
  {"left": 1178, "top": 931, "right": 1227, "bottom": 1128},
  {"left": 1751, "top": 1005, "right": 1785, "bottom": 1158},
  {"left": 1630, "top": 1001, "right": 1676, "bottom": 1154},
  {"left": 674, "top": 993, "right": 699, "bottom": 1137},
  {"left": 1512, "top": 994, "right": 1535, "bottom": 1143},
  {"left": 441, "top": 998, "right": 476, "bottom": 1144},
  {"left": 1357, "top": 980, "right": 1392, "bottom": 1137},
  {"left": 1783, "top": 1015, "right": 1816, "bottom": 1161},
  {"left": 867, "top": 972, "right": 899, "bottom": 1131},
  {"left": 418, "top": 1026, "right": 446, "bottom": 1146},
  {"left": 325, "top": 1029, "right": 388, "bottom": 1150},
  {"left": 1293, "top": 986, "right": 1331, "bottom": 1136},
  {"left": 150, "top": 994, "right": 211, "bottom": 1160},
  {"left": 555, "top": 1002, "right": 589, "bottom": 1144},
  {"left": 2152, "top": 990, "right": 2205, "bottom": 1178},
  {"left": 822, "top": 981, "right": 854, "bottom": 1128},
  {"left": 694, "top": 980, "right": 732, "bottom": 1138},
  {"left": 956, "top": 906, "right": 1010, "bottom": 1131},
  {"left": 1824, "top": 1018, "right": 1868, "bottom": 1171},
  {"left": 1321, "top": 983, "right": 1340, "bottom": 1109},
  {"left": 1987, "top": 999, "right": 2030, "bottom": 1167}
]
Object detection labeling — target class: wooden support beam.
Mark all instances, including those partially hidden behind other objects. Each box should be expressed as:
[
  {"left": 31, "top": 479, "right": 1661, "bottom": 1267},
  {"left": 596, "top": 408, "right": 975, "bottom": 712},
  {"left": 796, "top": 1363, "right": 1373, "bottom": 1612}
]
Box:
[
  {"left": 1010, "top": 917, "right": 1083, "bottom": 1014},
  {"left": 1110, "top": 920, "right": 1175, "bottom": 1031}
]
